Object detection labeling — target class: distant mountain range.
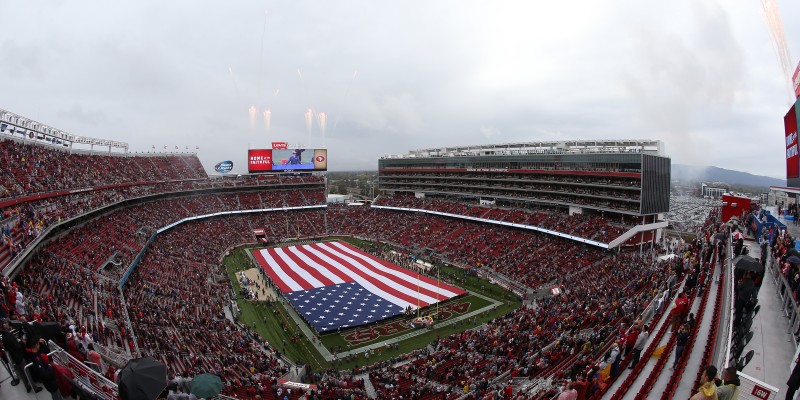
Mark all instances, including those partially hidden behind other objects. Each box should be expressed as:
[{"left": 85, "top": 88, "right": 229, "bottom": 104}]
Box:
[{"left": 672, "top": 164, "right": 785, "bottom": 188}]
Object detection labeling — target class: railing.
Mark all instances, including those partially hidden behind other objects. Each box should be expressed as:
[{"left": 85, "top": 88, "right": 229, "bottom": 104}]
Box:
[
  {"left": 117, "top": 288, "right": 140, "bottom": 357},
  {"left": 476, "top": 268, "right": 527, "bottom": 297},
  {"left": 736, "top": 372, "right": 780, "bottom": 400},
  {"left": 767, "top": 251, "right": 800, "bottom": 349},
  {"left": 46, "top": 340, "right": 119, "bottom": 400},
  {"left": 119, "top": 204, "right": 327, "bottom": 288},
  {"left": 93, "top": 342, "right": 131, "bottom": 369},
  {"left": 713, "top": 236, "right": 783, "bottom": 399},
  {"left": 715, "top": 237, "right": 735, "bottom": 369}
]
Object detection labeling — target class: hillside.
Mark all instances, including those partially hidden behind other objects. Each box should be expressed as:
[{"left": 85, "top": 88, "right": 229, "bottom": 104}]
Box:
[{"left": 672, "top": 164, "right": 784, "bottom": 188}]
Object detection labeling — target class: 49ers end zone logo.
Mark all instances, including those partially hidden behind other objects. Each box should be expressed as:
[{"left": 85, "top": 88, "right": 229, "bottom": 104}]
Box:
[{"left": 341, "top": 301, "right": 471, "bottom": 345}]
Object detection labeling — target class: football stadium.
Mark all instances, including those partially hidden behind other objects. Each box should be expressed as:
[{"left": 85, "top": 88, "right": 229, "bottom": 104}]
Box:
[{"left": 1, "top": 2, "right": 799, "bottom": 400}]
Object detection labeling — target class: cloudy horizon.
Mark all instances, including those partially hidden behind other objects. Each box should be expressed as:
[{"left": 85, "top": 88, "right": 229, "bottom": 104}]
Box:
[{"left": 0, "top": 0, "right": 797, "bottom": 179}]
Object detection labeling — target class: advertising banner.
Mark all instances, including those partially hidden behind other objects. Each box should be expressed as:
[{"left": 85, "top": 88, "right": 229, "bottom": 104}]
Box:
[
  {"left": 786, "top": 104, "right": 799, "bottom": 179},
  {"left": 248, "top": 149, "right": 273, "bottom": 173},
  {"left": 313, "top": 149, "right": 328, "bottom": 170},
  {"left": 272, "top": 142, "right": 288, "bottom": 149},
  {"left": 214, "top": 160, "right": 233, "bottom": 174}
]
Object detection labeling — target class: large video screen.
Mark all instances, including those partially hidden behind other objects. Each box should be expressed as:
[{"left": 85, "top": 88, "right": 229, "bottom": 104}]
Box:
[
  {"left": 272, "top": 148, "right": 327, "bottom": 171},
  {"left": 248, "top": 149, "right": 273, "bottom": 173},
  {"left": 787, "top": 104, "right": 799, "bottom": 179}
]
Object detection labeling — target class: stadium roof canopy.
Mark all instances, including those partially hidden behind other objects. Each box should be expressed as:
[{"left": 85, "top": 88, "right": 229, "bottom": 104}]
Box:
[
  {"left": 0, "top": 107, "right": 129, "bottom": 152},
  {"left": 383, "top": 139, "right": 664, "bottom": 159}
]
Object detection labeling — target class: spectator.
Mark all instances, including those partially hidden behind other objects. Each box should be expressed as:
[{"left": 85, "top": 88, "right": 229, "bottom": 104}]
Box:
[
  {"left": 690, "top": 365, "right": 718, "bottom": 400},
  {"left": 86, "top": 343, "right": 103, "bottom": 373},
  {"left": 26, "top": 337, "right": 61, "bottom": 400},
  {"left": 788, "top": 354, "right": 800, "bottom": 400},
  {"left": 672, "top": 293, "right": 689, "bottom": 331},
  {"left": 2, "top": 318, "right": 40, "bottom": 392},
  {"left": 673, "top": 325, "right": 689, "bottom": 370},
  {"left": 716, "top": 366, "right": 739, "bottom": 400},
  {"left": 558, "top": 382, "right": 579, "bottom": 400},
  {"left": 630, "top": 325, "right": 648, "bottom": 369}
]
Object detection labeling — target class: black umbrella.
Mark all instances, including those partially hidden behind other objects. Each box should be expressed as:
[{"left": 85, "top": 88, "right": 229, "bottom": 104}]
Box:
[
  {"left": 733, "top": 255, "right": 764, "bottom": 274},
  {"left": 119, "top": 357, "right": 167, "bottom": 400},
  {"left": 789, "top": 249, "right": 800, "bottom": 257},
  {"left": 788, "top": 256, "right": 800, "bottom": 265}
]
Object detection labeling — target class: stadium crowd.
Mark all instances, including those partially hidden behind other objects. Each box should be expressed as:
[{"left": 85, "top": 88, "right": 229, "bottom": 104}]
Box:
[
  {"left": 0, "top": 181, "right": 324, "bottom": 272},
  {"left": 374, "top": 194, "right": 628, "bottom": 244},
  {"left": 2, "top": 195, "right": 693, "bottom": 400},
  {"left": 0, "top": 138, "right": 206, "bottom": 199},
  {"left": 0, "top": 139, "right": 719, "bottom": 400}
]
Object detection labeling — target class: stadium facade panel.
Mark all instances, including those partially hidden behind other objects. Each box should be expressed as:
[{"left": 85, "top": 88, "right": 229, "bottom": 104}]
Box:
[{"left": 378, "top": 141, "right": 670, "bottom": 217}]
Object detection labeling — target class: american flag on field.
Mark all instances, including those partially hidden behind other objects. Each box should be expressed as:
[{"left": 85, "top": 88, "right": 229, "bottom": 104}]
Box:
[{"left": 252, "top": 241, "right": 466, "bottom": 332}]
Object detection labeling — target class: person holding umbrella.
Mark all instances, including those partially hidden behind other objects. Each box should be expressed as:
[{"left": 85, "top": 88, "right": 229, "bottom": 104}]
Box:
[
  {"left": 735, "top": 272, "right": 756, "bottom": 322},
  {"left": 189, "top": 373, "right": 224, "bottom": 399},
  {"left": 119, "top": 356, "right": 168, "bottom": 400}
]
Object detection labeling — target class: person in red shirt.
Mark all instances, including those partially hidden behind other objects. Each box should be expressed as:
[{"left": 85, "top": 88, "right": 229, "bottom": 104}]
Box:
[
  {"left": 624, "top": 327, "right": 638, "bottom": 359},
  {"left": 572, "top": 373, "right": 589, "bottom": 400},
  {"left": 672, "top": 293, "right": 689, "bottom": 331},
  {"left": 86, "top": 344, "right": 103, "bottom": 373}
]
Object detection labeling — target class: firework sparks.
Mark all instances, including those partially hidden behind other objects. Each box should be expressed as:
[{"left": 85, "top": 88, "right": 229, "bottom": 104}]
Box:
[
  {"left": 761, "top": 0, "right": 794, "bottom": 102},
  {"left": 304, "top": 108, "right": 314, "bottom": 134},
  {"left": 248, "top": 106, "right": 257, "bottom": 130}
]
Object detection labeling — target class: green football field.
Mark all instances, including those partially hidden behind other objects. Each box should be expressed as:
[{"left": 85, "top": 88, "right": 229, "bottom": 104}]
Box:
[{"left": 223, "top": 237, "right": 521, "bottom": 371}]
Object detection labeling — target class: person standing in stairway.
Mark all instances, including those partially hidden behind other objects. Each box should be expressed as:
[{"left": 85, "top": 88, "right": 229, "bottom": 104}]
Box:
[
  {"left": 672, "top": 292, "right": 689, "bottom": 331},
  {"left": 609, "top": 342, "right": 622, "bottom": 378},
  {"left": 672, "top": 325, "right": 689, "bottom": 370},
  {"left": 629, "top": 325, "right": 648, "bottom": 369}
]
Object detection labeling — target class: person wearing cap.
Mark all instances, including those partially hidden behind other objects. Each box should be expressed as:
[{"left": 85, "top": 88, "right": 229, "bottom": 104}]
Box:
[{"left": 76, "top": 326, "right": 92, "bottom": 352}]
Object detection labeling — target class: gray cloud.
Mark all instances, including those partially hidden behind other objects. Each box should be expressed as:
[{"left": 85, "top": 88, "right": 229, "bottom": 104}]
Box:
[{"left": 0, "top": 0, "right": 797, "bottom": 178}]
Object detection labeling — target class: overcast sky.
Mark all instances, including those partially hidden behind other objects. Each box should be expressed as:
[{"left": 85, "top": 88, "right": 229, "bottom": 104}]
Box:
[{"left": 0, "top": 0, "right": 798, "bottom": 177}]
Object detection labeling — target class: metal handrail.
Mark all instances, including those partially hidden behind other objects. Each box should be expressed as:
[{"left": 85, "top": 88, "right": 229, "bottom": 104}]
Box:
[{"left": 47, "top": 340, "right": 118, "bottom": 400}]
